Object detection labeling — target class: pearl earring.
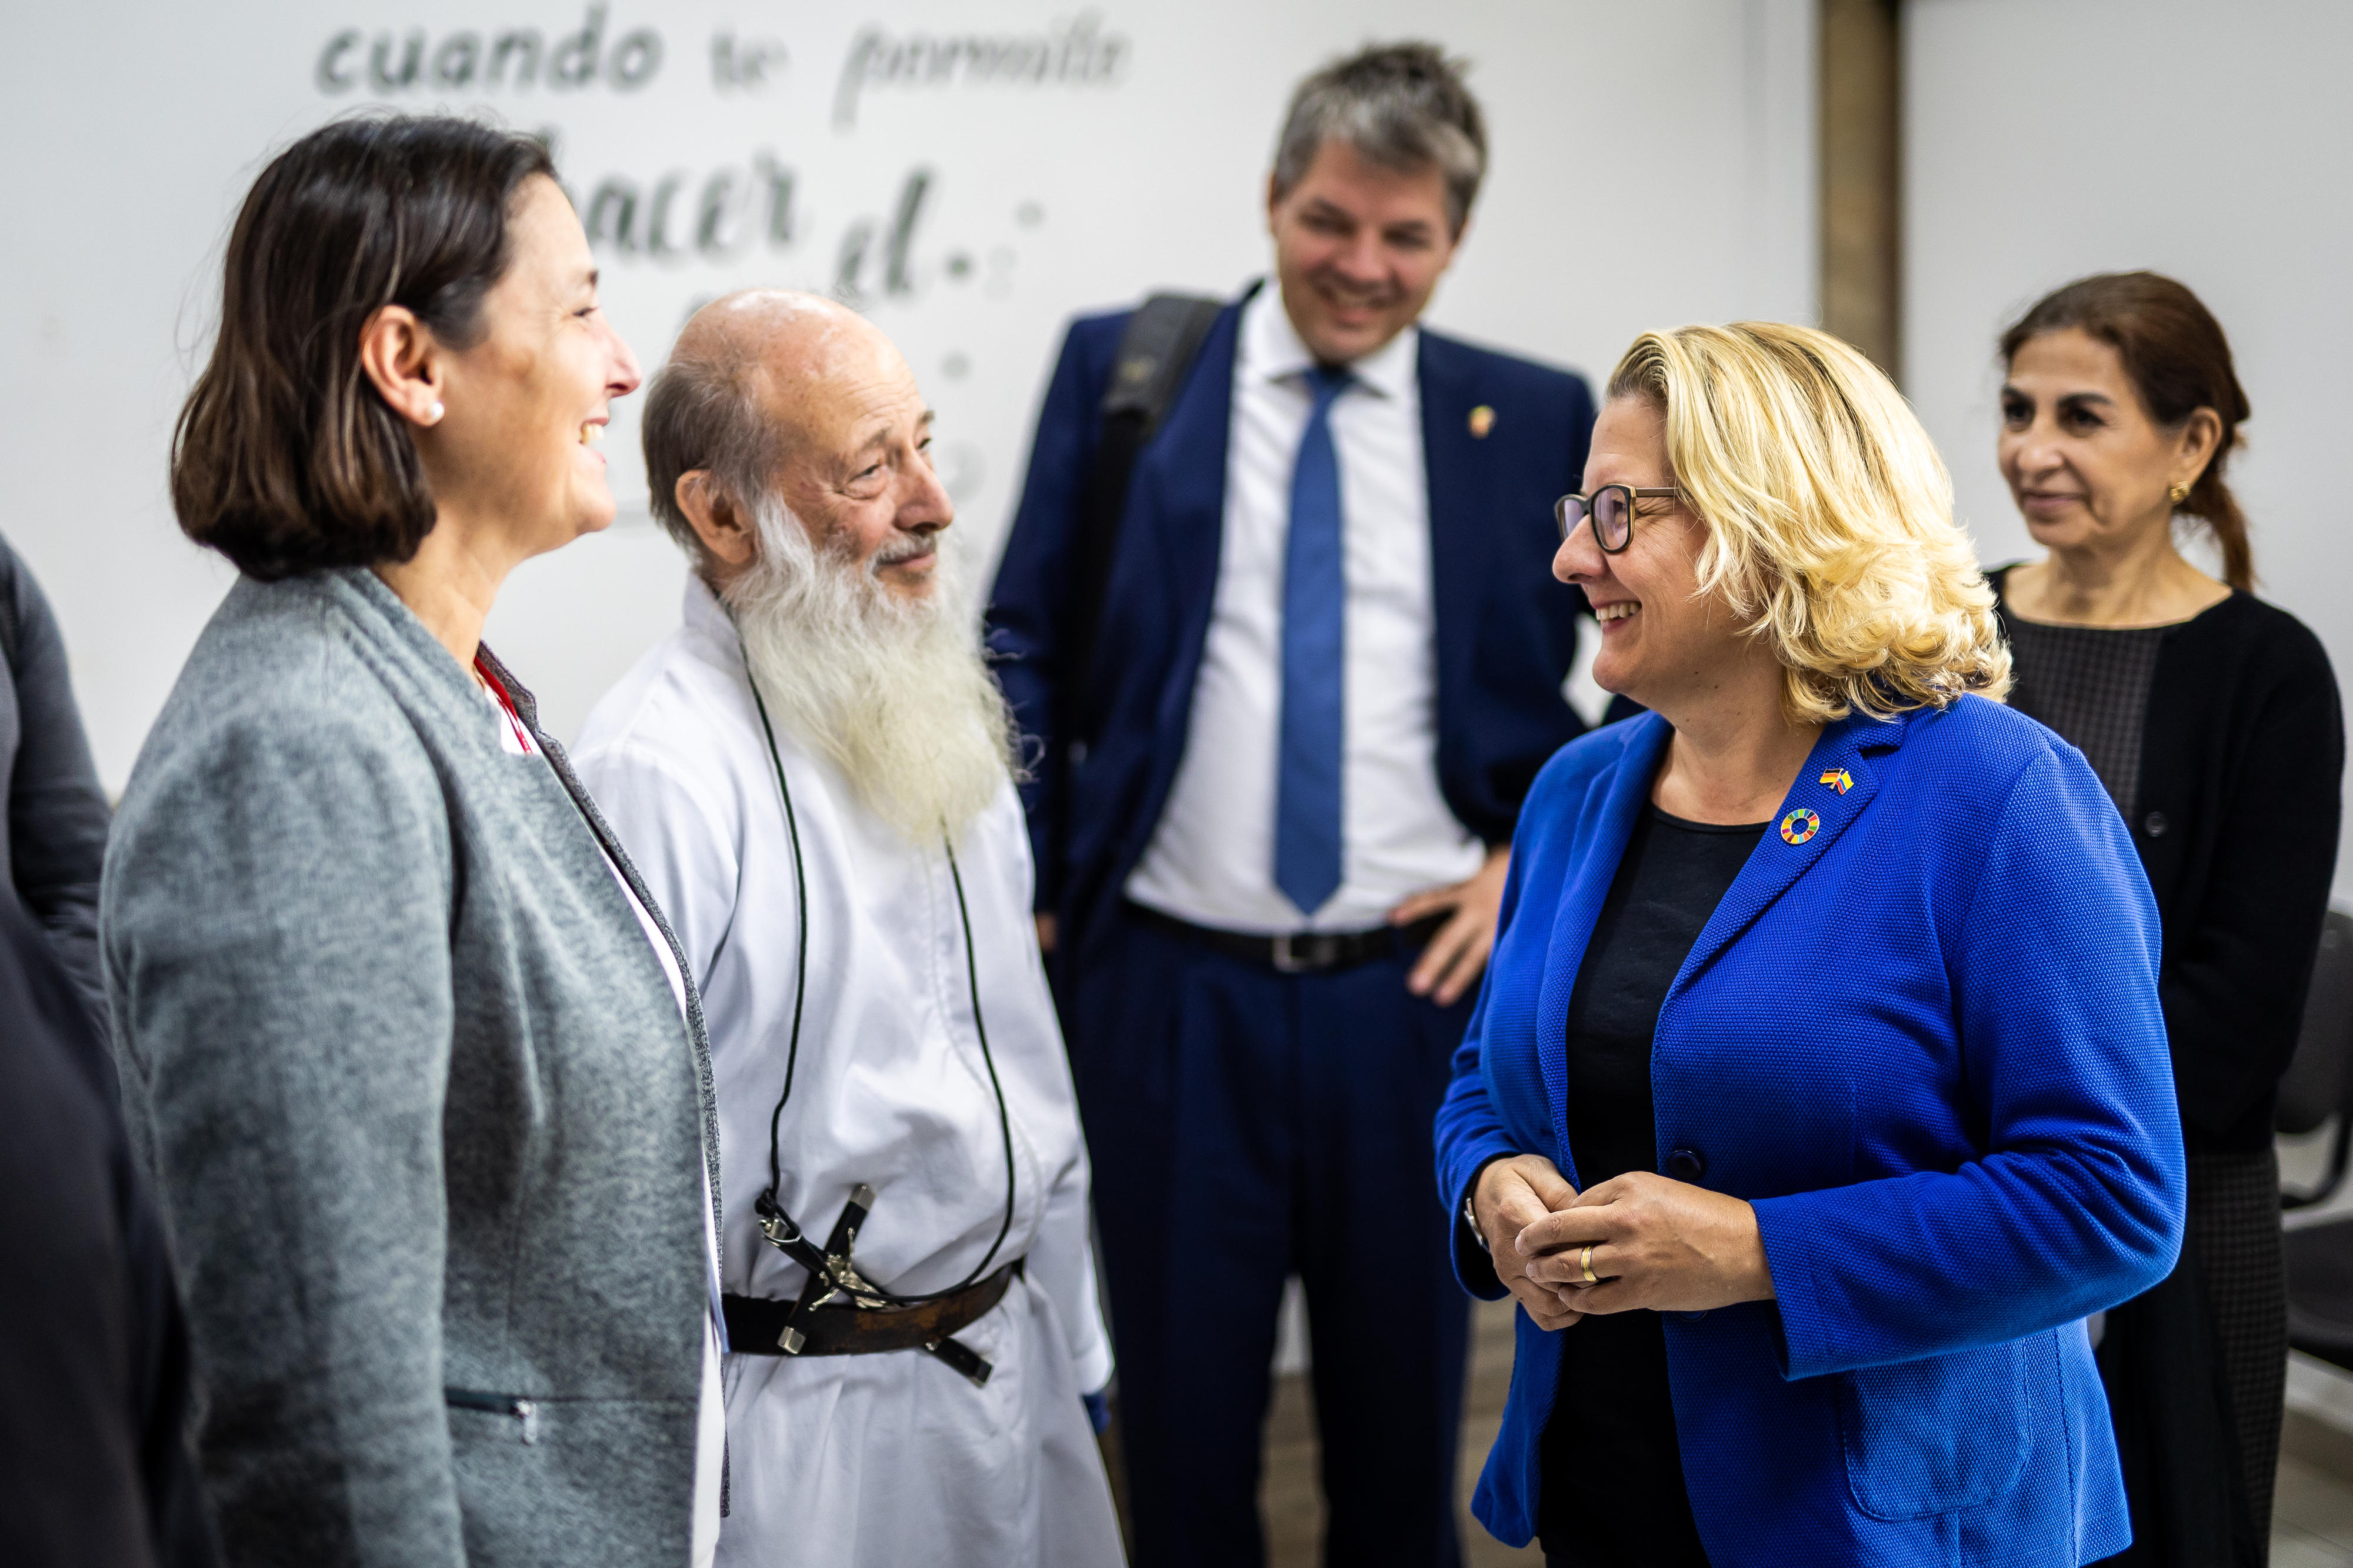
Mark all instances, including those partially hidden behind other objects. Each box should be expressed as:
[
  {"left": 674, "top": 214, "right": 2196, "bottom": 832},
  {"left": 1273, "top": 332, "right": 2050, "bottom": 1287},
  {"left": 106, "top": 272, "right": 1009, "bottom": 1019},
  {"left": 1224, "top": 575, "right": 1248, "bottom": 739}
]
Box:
[{"left": 427, "top": 401, "right": 445, "bottom": 425}]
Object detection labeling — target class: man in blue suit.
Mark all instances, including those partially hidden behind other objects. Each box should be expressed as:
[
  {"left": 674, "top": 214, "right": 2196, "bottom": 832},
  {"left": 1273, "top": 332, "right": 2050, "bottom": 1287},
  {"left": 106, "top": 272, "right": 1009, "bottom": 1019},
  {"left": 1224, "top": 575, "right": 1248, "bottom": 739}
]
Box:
[{"left": 987, "top": 42, "right": 1595, "bottom": 1566}]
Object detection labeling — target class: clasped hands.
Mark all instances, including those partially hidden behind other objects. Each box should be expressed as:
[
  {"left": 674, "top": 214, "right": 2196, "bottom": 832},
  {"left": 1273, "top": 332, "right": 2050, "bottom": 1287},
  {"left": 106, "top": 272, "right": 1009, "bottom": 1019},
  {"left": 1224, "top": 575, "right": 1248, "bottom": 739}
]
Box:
[{"left": 1471, "top": 1153, "right": 1777, "bottom": 1332}]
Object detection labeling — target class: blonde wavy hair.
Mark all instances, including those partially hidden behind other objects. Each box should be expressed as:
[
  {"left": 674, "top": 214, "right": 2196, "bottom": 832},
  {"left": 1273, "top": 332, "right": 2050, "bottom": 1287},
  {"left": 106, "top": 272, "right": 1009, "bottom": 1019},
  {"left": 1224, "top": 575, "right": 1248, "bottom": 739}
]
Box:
[{"left": 1605, "top": 321, "right": 2009, "bottom": 725}]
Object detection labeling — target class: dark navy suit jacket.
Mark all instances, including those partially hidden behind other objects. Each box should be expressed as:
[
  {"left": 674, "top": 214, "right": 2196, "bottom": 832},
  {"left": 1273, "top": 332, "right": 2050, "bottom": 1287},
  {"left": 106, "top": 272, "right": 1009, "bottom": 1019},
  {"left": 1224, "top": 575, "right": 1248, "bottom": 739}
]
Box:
[
  {"left": 1435, "top": 700, "right": 2187, "bottom": 1563},
  {"left": 986, "top": 286, "right": 1597, "bottom": 960}
]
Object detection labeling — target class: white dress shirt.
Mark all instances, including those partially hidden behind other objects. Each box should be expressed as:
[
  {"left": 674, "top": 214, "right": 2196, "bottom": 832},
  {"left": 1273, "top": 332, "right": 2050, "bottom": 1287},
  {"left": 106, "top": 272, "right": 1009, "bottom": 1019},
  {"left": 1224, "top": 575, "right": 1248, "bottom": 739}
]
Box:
[
  {"left": 1124, "top": 283, "right": 1485, "bottom": 935},
  {"left": 574, "top": 579, "right": 1122, "bottom": 1567}
]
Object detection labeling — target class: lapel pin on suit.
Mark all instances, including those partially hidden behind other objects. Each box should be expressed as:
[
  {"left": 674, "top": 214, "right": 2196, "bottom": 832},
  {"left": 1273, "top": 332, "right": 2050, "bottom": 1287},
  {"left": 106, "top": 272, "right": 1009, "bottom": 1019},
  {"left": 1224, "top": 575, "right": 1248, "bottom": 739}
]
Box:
[
  {"left": 1780, "top": 808, "right": 1820, "bottom": 845},
  {"left": 1468, "top": 405, "right": 1495, "bottom": 439},
  {"left": 1819, "top": 768, "right": 1854, "bottom": 795}
]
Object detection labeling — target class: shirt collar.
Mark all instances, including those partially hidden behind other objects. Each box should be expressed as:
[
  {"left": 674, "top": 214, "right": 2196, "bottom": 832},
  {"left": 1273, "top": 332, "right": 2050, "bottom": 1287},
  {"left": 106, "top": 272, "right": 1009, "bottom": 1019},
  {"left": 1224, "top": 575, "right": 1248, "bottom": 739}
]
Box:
[
  {"left": 1242, "top": 278, "right": 1419, "bottom": 402},
  {"left": 682, "top": 570, "right": 734, "bottom": 647}
]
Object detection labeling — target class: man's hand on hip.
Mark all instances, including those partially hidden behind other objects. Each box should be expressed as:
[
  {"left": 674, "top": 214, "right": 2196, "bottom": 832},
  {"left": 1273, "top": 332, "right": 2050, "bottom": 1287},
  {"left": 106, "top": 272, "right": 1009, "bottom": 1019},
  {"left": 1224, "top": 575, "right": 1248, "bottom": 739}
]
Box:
[{"left": 1389, "top": 845, "right": 1509, "bottom": 1007}]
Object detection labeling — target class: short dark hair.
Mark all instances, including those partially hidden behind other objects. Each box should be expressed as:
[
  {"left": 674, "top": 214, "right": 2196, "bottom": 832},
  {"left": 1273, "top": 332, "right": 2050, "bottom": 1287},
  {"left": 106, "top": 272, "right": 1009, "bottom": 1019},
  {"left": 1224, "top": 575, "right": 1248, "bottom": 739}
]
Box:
[
  {"left": 171, "top": 115, "right": 556, "bottom": 580},
  {"left": 2001, "top": 271, "right": 2255, "bottom": 590},
  {"left": 1271, "top": 42, "right": 1487, "bottom": 235}
]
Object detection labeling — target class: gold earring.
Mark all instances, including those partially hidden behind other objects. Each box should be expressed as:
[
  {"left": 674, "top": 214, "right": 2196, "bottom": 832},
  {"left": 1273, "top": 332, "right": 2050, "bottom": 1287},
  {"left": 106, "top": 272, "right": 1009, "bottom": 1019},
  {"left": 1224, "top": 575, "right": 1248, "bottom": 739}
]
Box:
[{"left": 2168, "top": 480, "right": 2191, "bottom": 505}]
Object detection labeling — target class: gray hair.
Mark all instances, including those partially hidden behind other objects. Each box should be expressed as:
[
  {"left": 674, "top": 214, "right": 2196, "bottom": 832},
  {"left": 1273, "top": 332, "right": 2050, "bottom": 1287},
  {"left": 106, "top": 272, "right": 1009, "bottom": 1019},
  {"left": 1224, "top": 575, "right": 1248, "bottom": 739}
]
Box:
[
  {"left": 641, "top": 341, "right": 783, "bottom": 570},
  {"left": 1271, "top": 42, "right": 1487, "bottom": 236}
]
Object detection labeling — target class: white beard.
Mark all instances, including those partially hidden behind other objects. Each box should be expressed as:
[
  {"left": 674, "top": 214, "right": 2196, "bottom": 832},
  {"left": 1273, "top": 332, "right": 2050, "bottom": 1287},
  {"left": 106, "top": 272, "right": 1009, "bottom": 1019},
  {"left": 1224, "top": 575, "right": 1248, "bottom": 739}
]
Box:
[{"left": 721, "top": 500, "right": 1018, "bottom": 846}]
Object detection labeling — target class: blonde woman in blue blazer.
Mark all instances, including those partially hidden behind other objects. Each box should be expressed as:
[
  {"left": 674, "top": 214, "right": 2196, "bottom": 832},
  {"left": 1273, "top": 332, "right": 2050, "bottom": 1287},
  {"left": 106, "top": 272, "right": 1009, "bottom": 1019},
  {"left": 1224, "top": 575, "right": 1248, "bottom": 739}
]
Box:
[{"left": 1435, "top": 323, "right": 2185, "bottom": 1567}]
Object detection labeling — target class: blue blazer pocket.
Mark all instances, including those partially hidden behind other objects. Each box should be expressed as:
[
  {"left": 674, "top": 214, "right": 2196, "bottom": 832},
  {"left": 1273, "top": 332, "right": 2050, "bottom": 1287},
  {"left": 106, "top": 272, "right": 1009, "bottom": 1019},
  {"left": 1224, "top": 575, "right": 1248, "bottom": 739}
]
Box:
[{"left": 1838, "top": 1339, "right": 2031, "bottom": 1519}]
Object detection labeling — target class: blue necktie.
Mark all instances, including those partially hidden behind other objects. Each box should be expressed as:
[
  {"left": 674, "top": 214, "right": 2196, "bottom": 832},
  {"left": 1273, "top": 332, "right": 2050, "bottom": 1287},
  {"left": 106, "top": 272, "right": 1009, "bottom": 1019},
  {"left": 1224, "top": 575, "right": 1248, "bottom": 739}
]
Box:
[{"left": 1275, "top": 366, "right": 1350, "bottom": 917}]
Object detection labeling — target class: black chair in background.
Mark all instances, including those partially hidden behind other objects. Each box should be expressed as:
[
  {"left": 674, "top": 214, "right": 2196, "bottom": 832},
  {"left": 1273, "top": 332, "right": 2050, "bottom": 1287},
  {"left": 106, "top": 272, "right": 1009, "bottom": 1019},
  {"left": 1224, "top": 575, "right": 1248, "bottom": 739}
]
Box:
[
  {"left": 2280, "top": 908, "right": 2353, "bottom": 1209},
  {"left": 2278, "top": 908, "right": 2353, "bottom": 1372}
]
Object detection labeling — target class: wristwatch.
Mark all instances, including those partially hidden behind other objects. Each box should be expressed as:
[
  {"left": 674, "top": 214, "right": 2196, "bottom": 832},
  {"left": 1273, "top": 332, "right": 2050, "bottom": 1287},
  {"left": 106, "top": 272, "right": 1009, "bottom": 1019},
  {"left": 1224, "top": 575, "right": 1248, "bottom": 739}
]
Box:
[{"left": 1462, "top": 1190, "right": 1481, "bottom": 1242}]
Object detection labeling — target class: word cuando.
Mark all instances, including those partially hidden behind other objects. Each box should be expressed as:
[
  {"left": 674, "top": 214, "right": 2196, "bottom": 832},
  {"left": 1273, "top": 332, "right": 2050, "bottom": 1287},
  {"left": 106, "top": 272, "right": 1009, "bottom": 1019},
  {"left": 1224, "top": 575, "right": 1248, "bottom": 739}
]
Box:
[
  {"left": 833, "top": 11, "right": 1126, "bottom": 127},
  {"left": 317, "top": 6, "right": 661, "bottom": 95}
]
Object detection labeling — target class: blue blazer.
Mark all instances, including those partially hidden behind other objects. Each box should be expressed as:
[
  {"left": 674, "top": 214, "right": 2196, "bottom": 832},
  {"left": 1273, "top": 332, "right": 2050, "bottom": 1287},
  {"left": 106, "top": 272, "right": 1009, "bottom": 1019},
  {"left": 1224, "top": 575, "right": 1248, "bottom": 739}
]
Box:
[
  {"left": 1434, "top": 700, "right": 2186, "bottom": 1564},
  {"left": 986, "top": 286, "right": 1595, "bottom": 958}
]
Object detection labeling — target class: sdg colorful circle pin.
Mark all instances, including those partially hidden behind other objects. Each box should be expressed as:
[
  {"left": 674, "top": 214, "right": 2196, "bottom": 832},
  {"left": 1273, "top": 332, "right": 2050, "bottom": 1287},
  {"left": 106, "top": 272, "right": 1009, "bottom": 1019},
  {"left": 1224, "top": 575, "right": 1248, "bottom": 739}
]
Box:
[{"left": 1780, "top": 809, "right": 1821, "bottom": 845}]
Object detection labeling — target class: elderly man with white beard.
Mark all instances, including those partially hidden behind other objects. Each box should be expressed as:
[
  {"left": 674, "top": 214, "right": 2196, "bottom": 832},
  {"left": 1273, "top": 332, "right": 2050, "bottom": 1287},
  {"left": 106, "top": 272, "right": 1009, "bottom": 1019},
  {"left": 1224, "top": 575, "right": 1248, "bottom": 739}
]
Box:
[{"left": 574, "top": 290, "right": 1123, "bottom": 1567}]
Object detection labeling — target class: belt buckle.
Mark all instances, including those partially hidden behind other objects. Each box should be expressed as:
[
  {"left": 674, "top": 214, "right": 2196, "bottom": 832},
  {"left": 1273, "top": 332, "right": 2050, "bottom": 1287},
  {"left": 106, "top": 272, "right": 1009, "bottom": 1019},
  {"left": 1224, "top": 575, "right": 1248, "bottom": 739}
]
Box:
[{"left": 1271, "top": 932, "right": 1313, "bottom": 973}]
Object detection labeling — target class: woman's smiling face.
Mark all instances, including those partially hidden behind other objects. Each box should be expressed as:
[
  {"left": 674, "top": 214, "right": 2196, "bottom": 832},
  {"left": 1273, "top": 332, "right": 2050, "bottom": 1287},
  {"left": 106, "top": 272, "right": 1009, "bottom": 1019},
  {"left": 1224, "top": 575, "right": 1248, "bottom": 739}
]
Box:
[
  {"left": 429, "top": 174, "right": 642, "bottom": 555},
  {"left": 1998, "top": 326, "right": 2204, "bottom": 556},
  {"left": 1554, "top": 396, "right": 1740, "bottom": 715}
]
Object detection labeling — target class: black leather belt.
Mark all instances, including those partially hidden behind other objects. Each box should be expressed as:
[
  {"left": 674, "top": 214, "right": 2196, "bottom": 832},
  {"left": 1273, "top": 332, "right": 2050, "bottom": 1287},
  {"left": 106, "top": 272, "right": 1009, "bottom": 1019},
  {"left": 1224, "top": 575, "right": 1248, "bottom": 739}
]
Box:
[
  {"left": 723, "top": 1258, "right": 1022, "bottom": 1386},
  {"left": 1129, "top": 902, "right": 1445, "bottom": 975}
]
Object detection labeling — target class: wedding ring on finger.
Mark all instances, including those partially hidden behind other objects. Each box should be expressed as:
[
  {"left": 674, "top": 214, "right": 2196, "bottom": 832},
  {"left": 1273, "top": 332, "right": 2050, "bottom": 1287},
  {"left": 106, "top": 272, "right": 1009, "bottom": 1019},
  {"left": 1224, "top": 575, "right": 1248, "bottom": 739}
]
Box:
[{"left": 1577, "top": 1243, "right": 1599, "bottom": 1287}]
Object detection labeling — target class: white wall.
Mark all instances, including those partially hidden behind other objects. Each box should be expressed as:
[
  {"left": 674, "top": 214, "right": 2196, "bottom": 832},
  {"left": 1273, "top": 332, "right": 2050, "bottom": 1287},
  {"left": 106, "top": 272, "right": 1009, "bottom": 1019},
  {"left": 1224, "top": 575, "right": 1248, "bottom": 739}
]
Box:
[
  {"left": 1905, "top": 0, "right": 2353, "bottom": 899},
  {"left": 0, "top": 1, "right": 1814, "bottom": 784}
]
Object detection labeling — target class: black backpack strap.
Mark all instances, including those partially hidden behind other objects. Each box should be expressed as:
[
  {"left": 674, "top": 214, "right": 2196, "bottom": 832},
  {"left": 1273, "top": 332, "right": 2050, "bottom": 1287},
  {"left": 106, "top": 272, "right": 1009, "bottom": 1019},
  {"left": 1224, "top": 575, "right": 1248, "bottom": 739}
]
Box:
[
  {"left": 1100, "top": 293, "right": 1226, "bottom": 432},
  {"left": 1062, "top": 293, "right": 1224, "bottom": 746}
]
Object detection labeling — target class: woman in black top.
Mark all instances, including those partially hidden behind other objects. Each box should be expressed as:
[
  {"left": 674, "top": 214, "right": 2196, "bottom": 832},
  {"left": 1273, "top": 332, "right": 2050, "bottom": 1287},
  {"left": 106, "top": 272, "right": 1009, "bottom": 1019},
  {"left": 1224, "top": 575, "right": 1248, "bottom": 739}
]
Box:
[
  {"left": 1992, "top": 271, "right": 2344, "bottom": 1567},
  {"left": 1445, "top": 320, "right": 2178, "bottom": 1566}
]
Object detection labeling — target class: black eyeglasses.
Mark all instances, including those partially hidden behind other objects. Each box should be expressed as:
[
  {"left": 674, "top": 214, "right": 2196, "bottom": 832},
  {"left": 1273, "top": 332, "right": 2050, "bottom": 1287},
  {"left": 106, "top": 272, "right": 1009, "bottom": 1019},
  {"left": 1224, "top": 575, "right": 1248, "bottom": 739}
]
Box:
[{"left": 1555, "top": 485, "right": 1682, "bottom": 552}]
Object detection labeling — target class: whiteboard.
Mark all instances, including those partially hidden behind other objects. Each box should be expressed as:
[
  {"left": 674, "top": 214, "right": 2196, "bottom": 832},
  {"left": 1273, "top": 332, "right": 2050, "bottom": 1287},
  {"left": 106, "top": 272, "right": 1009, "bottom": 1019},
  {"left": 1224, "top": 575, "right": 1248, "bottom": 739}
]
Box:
[{"left": 0, "top": 1, "right": 1815, "bottom": 784}]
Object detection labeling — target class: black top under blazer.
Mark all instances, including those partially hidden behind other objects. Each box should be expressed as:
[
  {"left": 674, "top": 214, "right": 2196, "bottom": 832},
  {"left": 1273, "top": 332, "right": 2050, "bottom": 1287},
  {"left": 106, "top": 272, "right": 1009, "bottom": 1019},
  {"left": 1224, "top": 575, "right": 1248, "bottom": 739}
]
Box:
[{"left": 1992, "top": 569, "right": 2345, "bottom": 1152}]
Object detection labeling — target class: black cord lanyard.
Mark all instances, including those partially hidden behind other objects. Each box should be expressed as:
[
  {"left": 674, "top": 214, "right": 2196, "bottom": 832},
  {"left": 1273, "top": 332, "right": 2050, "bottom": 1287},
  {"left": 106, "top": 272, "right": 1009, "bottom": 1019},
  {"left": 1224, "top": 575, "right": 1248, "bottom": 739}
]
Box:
[{"left": 737, "top": 638, "right": 1018, "bottom": 1307}]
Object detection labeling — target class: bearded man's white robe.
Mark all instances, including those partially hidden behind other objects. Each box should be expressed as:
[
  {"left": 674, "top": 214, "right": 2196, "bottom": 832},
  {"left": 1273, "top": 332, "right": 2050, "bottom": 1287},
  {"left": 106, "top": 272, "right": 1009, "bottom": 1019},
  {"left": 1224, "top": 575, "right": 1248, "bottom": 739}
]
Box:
[{"left": 574, "top": 578, "right": 1122, "bottom": 1567}]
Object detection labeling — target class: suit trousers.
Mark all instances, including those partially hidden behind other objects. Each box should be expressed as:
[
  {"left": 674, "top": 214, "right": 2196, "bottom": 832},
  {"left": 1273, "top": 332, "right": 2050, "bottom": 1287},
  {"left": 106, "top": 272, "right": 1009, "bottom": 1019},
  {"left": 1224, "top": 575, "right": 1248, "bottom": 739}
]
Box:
[{"left": 1068, "top": 905, "right": 1473, "bottom": 1568}]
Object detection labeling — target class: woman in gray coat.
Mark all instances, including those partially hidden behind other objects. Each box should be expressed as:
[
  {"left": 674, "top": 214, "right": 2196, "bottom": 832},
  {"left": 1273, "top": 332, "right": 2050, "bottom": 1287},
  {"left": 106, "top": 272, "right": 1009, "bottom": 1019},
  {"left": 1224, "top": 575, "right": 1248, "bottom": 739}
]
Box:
[{"left": 102, "top": 117, "right": 726, "bottom": 1566}]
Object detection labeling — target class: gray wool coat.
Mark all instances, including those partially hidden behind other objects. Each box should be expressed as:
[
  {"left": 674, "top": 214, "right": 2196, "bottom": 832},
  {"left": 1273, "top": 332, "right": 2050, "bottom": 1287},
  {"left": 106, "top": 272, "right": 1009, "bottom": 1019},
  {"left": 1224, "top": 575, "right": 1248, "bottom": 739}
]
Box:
[{"left": 101, "top": 568, "right": 723, "bottom": 1567}]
